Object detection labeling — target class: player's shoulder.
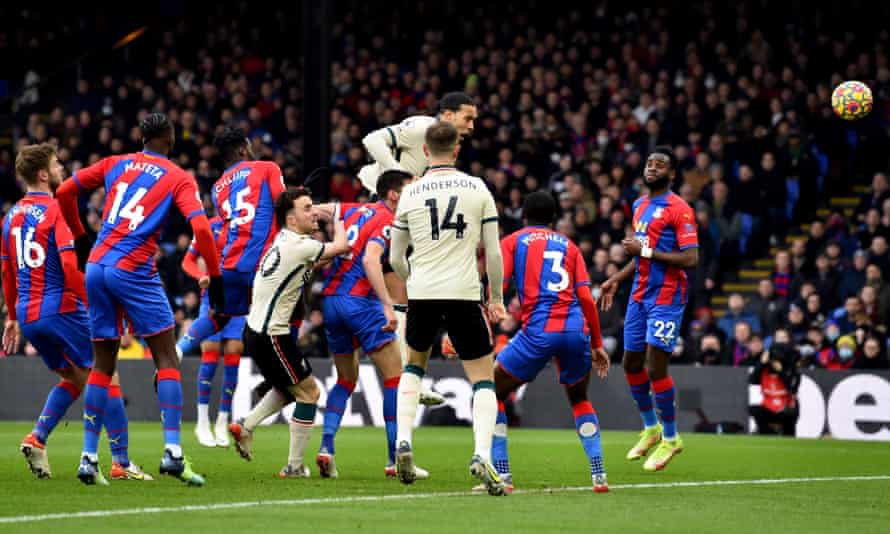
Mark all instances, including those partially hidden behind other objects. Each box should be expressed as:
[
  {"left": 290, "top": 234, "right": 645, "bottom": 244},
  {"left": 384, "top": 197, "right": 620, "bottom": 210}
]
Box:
[
  {"left": 398, "top": 115, "right": 436, "bottom": 130},
  {"left": 255, "top": 159, "right": 282, "bottom": 176},
  {"left": 666, "top": 192, "right": 694, "bottom": 210},
  {"left": 632, "top": 194, "right": 649, "bottom": 211}
]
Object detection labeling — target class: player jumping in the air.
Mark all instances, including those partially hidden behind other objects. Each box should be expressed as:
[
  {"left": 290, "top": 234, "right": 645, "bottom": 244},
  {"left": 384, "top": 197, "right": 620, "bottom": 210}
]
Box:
[
  {"left": 600, "top": 146, "right": 698, "bottom": 472},
  {"left": 357, "top": 91, "right": 479, "bottom": 406},
  {"left": 57, "top": 113, "right": 222, "bottom": 485},
  {"left": 2, "top": 143, "right": 151, "bottom": 483},
  {"left": 389, "top": 121, "right": 508, "bottom": 496},
  {"left": 488, "top": 191, "right": 611, "bottom": 493},
  {"left": 228, "top": 189, "right": 349, "bottom": 478}
]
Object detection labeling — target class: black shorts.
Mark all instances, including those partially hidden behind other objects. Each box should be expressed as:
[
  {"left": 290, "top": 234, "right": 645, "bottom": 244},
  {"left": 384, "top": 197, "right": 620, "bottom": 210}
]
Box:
[
  {"left": 406, "top": 299, "right": 493, "bottom": 360},
  {"left": 244, "top": 327, "right": 313, "bottom": 393}
]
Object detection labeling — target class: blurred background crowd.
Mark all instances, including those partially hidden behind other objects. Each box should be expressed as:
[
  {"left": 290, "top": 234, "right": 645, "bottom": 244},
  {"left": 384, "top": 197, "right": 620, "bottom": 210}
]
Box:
[{"left": 1, "top": 1, "right": 889, "bottom": 370}]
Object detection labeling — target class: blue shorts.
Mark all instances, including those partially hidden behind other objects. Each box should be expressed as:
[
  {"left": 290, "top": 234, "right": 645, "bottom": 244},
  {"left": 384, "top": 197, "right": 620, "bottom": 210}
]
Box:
[
  {"left": 497, "top": 329, "right": 592, "bottom": 385},
  {"left": 199, "top": 292, "right": 246, "bottom": 342},
  {"left": 86, "top": 263, "right": 174, "bottom": 340},
  {"left": 623, "top": 300, "right": 685, "bottom": 353},
  {"left": 21, "top": 311, "right": 93, "bottom": 370},
  {"left": 221, "top": 269, "right": 253, "bottom": 316},
  {"left": 323, "top": 295, "right": 397, "bottom": 356}
]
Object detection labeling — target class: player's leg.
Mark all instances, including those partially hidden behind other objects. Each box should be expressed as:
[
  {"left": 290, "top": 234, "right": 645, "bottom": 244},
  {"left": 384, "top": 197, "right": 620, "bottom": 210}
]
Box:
[
  {"left": 195, "top": 338, "right": 221, "bottom": 446},
  {"left": 106, "top": 371, "right": 153, "bottom": 481},
  {"left": 386, "top": 272, "right": 443, "bottom": 406},
  {"left": 282, "top": 374, "right": 320, "bottom": 478},
  {"left": 394, "top": 300, "right": 438, "bottom": 484},
  {"left": 448, "top": 301, "right": 506, "bottom": 497},
  {"left": 216, "top": 325, "right": 245, "bottom": 446},
  {"left": 622, "top": 301, "right": 662, "bottom": 460},
  {"left": 642, "top": 306, "right": 684, "bottom": 472},
  {"left": 175, "top": 270, "right": 246, "bottom": 358}
]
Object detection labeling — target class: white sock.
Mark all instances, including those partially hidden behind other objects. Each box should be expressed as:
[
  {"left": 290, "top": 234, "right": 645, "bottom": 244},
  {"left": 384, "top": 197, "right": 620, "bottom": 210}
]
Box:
[
  {"left": 197, "top": 404, "right": 210, "bottom": 426},
  {"left": 83, "top": 452, "right": 98, "bottom": 462},
  {"left": 396, "top": 371, "right": 422, "bottom": 446},
  {"left": 288, "top": 419, "right": 314, "bottom": 466},
  {"left": 394, "top": 308, "right": 409, "bottom": 367},
  {"left": 216, "top": 410, "right": 230, "bottom": 426},
  {"left": 244, "top": 389, "right": 288, "bottom": 432},
  {"left": 472, "top": 387, "right": 498, "bottom": 462},
  {"left": 166, "top": 444, "right": 183, "bottom": 458}
]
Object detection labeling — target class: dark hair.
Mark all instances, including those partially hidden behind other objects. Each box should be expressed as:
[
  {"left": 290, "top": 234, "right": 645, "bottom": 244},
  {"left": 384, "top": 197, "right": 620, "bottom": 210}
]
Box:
[
  {"left": 275, "top": 187, "right": 312, "bottom": 228},
  {"left": 437, "top": 92, "right": 474, "bottom": 114},
  {"left": 524, "top": 191, "right": 556, "bottom": 226},
  {"left": 425, "top": 121, "right": 459, "bottom": 156},
  {"left": 140, "top": 112, "right": 173, "bottom": 143},
  {"left": 377, "top": 169, "right": 412, "bottom": 199},
  {"left": 651, "top": 145, "right": 678, "bottom": 170},
  {"left": 214, "top": 126, "right": 248, "bottom": 163},
  {"left": 15, "top": 143, "right": 57, "bottom": 185}
]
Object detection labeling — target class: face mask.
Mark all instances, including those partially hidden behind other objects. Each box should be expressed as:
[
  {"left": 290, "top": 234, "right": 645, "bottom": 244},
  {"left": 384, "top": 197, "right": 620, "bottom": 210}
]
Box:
[
  {"left": 597, "top": 135, "right": 609, "bottom": 146},
  {"left": 839, "top": 347, "right": 855, "bottom": 360},
  {"left": 701, "top": 348, "right": 719, "bottom": 360},
  {"left": 826, "top": 330, "right": 840, "bottom": 342}
]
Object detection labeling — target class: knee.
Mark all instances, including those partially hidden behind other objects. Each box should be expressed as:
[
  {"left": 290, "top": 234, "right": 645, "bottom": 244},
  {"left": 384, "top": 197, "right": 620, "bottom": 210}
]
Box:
[{"left": 622, "top": 353, "right": 644, "bottom": 374}]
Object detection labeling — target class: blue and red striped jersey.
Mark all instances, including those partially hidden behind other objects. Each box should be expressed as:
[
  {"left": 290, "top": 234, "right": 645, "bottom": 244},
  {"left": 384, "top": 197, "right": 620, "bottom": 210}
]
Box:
[
  {"left": 322, "top": 201, "right": 394, "bottom": 299},
  {"left": 185, "top": 215, "right": 225, "bottom": 263},
  {"left": 501, "top": 226, "right": 590, "bottom": 334},
  {"left": 211, "top": 160, "right": 285, "bottom": 273},
  {"left": 630, "top": 192, "right": 698, "bottom": 306},
  {"left": 1, "top": 193, "right": 85, "bottom": 323},
  {"left": 71, "top": 150, "right": 206, "bottom": 275}
]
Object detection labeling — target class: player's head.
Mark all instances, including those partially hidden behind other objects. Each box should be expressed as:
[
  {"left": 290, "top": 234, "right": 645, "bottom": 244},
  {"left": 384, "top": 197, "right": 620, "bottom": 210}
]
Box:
[
  {"left": 140, "top": 112, "right": 175, "bottom": 154},
  {"left": 645, "top": 146, "right": 677, "bottom": 193},
  {"left": 437, "top": 92, "right": 477, "bottom": 139},
  {"left": 275, "top": 187, "right": 316, "bottom": 234},
  {"left": 16, "top": 143, "right": 64, "bottom": 192},
  {"left": 214, "top": 126, "right": 254, "bottom": 164},
  {"left": 524, "top": 191, "right": 557, "bottom": 227},
  {"left": 376, "top": 169, "right": 413, "bottom": 206},
  {"left": 423, "top": 121, "right": 460, "bottom": 162}
]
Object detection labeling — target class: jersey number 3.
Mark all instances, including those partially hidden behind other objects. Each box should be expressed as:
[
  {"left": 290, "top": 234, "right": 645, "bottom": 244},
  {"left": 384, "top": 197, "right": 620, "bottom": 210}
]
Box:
[
  {"left": 543, "top": 250, "right": 569, "bottom": 292},
  {"left": 425, "top": 196, "right": 467, "bottom": 240}
]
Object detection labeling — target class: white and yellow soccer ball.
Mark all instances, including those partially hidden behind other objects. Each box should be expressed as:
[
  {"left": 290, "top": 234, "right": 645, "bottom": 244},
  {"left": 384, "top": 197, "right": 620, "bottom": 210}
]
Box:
[{"left": 832, "top": 80, "right": 873, "bottom": 121}]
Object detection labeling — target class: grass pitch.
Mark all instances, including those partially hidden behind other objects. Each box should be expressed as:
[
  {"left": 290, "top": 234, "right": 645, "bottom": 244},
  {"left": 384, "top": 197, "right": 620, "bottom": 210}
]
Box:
[{"left": 1, "top": 422, "right": 888, "bottom": 533}]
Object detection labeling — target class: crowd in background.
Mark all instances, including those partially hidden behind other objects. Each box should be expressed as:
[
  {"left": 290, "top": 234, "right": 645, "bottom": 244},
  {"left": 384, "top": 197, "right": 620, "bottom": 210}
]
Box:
[{"left": 1, "top": 2, "right": 889, "bottom": 369}]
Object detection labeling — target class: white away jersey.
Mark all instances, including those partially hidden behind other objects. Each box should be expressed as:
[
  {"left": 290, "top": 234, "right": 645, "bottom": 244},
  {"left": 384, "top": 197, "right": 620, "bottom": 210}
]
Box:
[
  {"left": 247, "top": 229, "right": 324, "bottom": 336},
  {"left": 358, "top": 115, "right": 437, "bottom": 191},
  {"left": 394, "top": 165, "right": 499, "bottom": 301}
]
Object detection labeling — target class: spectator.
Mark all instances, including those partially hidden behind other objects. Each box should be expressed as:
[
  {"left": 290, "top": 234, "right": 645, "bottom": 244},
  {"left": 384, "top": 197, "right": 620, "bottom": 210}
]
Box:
[
  {"left": 804, "top": 292, "right": 826, "bottom": 326},
  {"left": 697, "top": 334, "right": 726, "bottom": 366},
  {"left": 865, "top": 264, "right": 890, "bottom": 319},
  {"left": 868, "top": 236, "right": 890, "bottom": 277},
  {"left": 860, "top": 284, "right": 887, "bottom": 327},
  {"left": 749, "top": 343, "right": 800, "bottom": 437},
  {"left": 811, "top": 253, "right": 840, "bottom": 310},
  {"left": 838, "top": 250, "right": 869, "bottom": 301},
  {"left": 803, "top": 220, "right": 827, "bottom": 272},
  {"left": 771, "top": 249, "right": 794, "bottom": 300},
  {"left": 855, "top": 172, "right": 890, "bottom": 222},
  {"left": 749, "top": 279, "right": 787, "bottom": 336},
  {"left": 832, "top": 296, "right": 864, "bottom": 334},
  {"left": 828, "top": 335, "right": 858, "bottom": 371},
  {"left": 854, "top": 337, "right": 890, "bottom": 369},
  {"left": 730, "top": 321, "right": 755, "bottom": 367},
  {"left": 786, "top": 303, "right": 808, "bottom": 345},
  {"left": 718, "top": 293, "right": 762, "bottom": 339},
  {"left": 809, "top": 325, "right": 839, "bottom": 369},
  {"left": 857, "top": 208, "right": 889, "bottom": 250}
]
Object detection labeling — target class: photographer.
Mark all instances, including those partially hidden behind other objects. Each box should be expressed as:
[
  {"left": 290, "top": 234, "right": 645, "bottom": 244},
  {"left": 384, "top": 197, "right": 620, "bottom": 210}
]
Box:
[{"left": 748, "top": 343, "right": 801, "bottom": 437}]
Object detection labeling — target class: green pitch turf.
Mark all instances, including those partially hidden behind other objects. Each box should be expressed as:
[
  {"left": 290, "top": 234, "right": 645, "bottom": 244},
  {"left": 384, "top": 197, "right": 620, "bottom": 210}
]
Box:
[{"left": 1, "top": 422, "right": 888, "bottom": 533}]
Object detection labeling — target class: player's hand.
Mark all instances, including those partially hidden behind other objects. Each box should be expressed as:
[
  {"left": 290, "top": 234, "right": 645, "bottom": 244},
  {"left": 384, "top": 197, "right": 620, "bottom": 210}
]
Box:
[
  {"left": 3, "top": 319, "right": 21, "bottom": 355},
  {"left": 208, "top": 275, "right": 226, "bottom": 312},
  {"left": 198, "top": 276, "right": 210, "bottom": 289},
  {"left": 621, "top": 237, "right": 642, "bottom": 257},
  {"left": 487, "top": 302, "right": 507, "bottom": 323},
  {"left": 591, "top": 346, "right": 610, "bottom": 379},
  {"left": 381, "top": 304, "right": 398, "bottom": 332},
  {"left": 75, "top": 234, "right": 95, "bottom": 271},
  {"left": 599, "top": 279, "right": 618, "bottom": 311}
]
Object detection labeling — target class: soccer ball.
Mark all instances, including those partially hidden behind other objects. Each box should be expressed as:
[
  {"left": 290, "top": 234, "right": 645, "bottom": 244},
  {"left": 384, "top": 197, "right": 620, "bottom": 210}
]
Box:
[{"left": 832, "top": 80, "right": 873, "bottom": 120}]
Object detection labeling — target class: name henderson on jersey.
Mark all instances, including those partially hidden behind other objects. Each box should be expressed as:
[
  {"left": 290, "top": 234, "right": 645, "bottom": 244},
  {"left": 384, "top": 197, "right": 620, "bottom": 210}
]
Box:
[{"left": 405, "top": 177, "right": 480, "bottom": 196}]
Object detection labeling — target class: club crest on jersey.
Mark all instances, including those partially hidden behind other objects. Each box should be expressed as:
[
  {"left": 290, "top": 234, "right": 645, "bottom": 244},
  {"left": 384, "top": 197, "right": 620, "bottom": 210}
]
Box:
[
  {"left": 653, "top": 207, "right": 664, "bottom": 219},
  {"left": 125, "top": 161, "right": 166, "bottom": 180}
]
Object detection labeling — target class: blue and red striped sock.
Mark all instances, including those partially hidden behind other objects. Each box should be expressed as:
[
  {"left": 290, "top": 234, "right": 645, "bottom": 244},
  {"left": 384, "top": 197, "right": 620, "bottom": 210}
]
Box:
[
  {"left": 321, "top": 379, "right": 355, "bottom": 454},
  {"left": 653, "top": 376, "right": 678, "bottom": 440},
  {"left": 220, "top": 353, "right": 240, "bottom": 415},
  {"left": 105, "top": 385, "right": 130, "bottom": 467},
  {"left": 197, "top": 350, "right": 219, "bottom": 408},
  {"left": 157, "top": 368, "right": 183, "bottom": 452},
  {"left": 491, "top": 401, "right": 511, "bottom": 476},
  {"left": 383, "top": 376, "right": 399, "bottom": 464},
  {"left": 82, "top": 371, "right": 112, "bottom": 458},
  {"left": 625, "top": 370, "right": 659, "bottom": 428},
  {"left": 33, "top": 380, "right": 80, "bottom": 445},
  {"left": 573, "top": 401, "right": 605, "bottom": 476}
]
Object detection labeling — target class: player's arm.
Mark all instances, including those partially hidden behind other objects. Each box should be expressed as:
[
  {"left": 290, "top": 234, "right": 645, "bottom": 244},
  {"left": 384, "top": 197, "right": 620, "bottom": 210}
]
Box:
[
  {"left": 173, "top": 174, "right": 224, "bottom": 308},
  {"left": 481, "top": 194, "right": 506, "bottom": 322},
  {"left": 1, "top": 227, "right": 20, "bottom": 355},
  {"left": 53, "top": 210, "right": 87, "bottom": 304},
  {"left": 362, "top": 126, "right": 401, "bottom": 170},
  {"left": 362, "top": 240, "right": 398, "bottom": 332},
  {"left": 622, "top": 238, "right": 699, "bottom": 268},
  {"left": 500, "top": 235, "right": 516, "bottom": 293},
  {"left": 57, "top": 159, "right": 110, "bottom": 267},
  {"left": 181, "top": 242, "right": 208, "bottom": 283},
  {"left": 317, "top": 205, "right": 350, "bottom": 261},
  {"left": 599, "top": 261, "right": 634, "bottom": 312}
]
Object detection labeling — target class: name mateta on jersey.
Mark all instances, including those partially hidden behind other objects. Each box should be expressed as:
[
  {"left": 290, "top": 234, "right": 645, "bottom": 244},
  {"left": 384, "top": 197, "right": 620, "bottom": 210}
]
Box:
[
  {"left": 247, "top": 229, "right": 323, "bottom": 336},
  {"left": 395, "top": 168, "right": 498, "bottom": 301}
]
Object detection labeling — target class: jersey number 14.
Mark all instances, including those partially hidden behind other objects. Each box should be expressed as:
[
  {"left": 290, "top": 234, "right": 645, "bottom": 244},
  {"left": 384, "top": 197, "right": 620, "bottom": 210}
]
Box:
[{"left": 425, "top": 196, "right": 467, "bottom": 240}]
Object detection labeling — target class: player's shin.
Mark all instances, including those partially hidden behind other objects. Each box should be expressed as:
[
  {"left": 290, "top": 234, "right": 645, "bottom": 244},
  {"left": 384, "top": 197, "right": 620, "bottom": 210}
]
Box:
[
  {"left": 383, "top": 376, "right": 399, "bottom": 464},
  {"left": 396, "top": 365, "right": 424, "bottom": 446},
  {"left": 218, "top": 352, "right": 240, "bottom": 437},
  {"left": 33, "top": 380, "right": 80, "bottom": 445},
  {"left": 653, "top": 376, "right": 678, "bottom": 440},
  {"left": 394, "top": 306, "right": 409, "bottom": 366},
  {"left": 105, "top": 385, "right": 130, "bottom": 467},
  {"left": 289, "top": 402, "right": 317, "bottom": 468},
  {"left": 196, "top": 350, "right": 219, "bottom": 426},
  {"left": 625, "top": 369, "right": 659, "bottom": 428},
  {"left": 244, "top": 388, "right": 289, "bottom": 432},
  {"left": 321, "top": 378, "right": 356, "bottom": 454},
  {"left": 471, "top": 380, "right": 497, "bottom": 462},
  {"left": 573, "top": 401, "right": 605, "bottom": 477},
  {"left": 82, "top": 371, "right": 112, "bottom": 459},
  {"left": 491, "top": 401, "right": 511, "bottom": 477},
  {"left": 157, "top": 369, "right": 184, "bottom": 457}
]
